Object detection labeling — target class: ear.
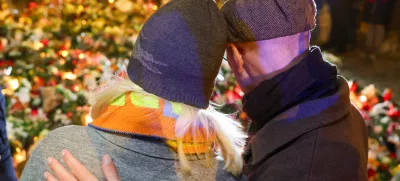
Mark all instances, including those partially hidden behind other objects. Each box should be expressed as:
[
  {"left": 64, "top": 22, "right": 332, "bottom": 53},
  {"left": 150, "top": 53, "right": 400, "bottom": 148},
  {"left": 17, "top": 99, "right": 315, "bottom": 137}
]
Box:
[{"left": 229, "top": 43, "right": 244, "bottom": 74}]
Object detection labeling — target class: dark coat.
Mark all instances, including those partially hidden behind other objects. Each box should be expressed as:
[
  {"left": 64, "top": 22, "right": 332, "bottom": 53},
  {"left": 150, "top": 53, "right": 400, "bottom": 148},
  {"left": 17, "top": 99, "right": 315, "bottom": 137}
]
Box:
[
  {"left": 241, "top": 48, "right": 368, "bottom": 181},
  {"left": 0, "top": 87, "right": 17, "bottom": 181}
]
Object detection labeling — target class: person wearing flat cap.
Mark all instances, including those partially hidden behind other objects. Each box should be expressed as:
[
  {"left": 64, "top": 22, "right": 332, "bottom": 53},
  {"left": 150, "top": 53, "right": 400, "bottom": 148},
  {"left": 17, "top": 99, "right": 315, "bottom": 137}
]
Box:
[{"left": 221, "top": 0, "right": 368, "bottom": 180}]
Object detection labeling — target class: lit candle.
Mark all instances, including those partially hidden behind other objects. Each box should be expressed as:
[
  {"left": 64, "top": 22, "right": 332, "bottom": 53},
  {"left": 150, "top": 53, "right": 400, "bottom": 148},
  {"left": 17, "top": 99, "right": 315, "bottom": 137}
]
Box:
[
  {"left": 152, "top": 5, "right": 158, "bottom": 11},
  {"left": 78, "top": 53, "right": 85, "bottom": 59},
  {"left": 62, "top": 72, "right": 77, "bottom": 80},
  {"left": 8, "top": 78, "right": 19, "bottom": 90},
  {"left": 73, "top": 85, "right": 80, "bottom": 92},
  {"left": 85, "top": 114, "right": 93, "bottom": 125},
  {"left": 61, "top": 50, "right": 69, "bottom": 57}
]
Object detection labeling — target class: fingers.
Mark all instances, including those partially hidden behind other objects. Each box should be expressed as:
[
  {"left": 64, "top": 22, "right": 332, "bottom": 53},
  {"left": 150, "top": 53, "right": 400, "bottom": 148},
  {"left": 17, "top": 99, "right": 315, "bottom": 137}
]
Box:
[
  {"left": 62, "top": 149, "right": 98, "bottom": 181},
  {"left": 229, "top": 44, "right": 245, "bottom": 74},
  {"left": 101, "top": 154, "right": 120, "bottom": 181},
  {"left": 44, "top": 171, "right": 59, "bottom": 181},
  {"left": 47, "top": 157, "right": 77, "bottom": 181},
  {"left": 46, "top": 150, "right": 117, "bottom": 181}
]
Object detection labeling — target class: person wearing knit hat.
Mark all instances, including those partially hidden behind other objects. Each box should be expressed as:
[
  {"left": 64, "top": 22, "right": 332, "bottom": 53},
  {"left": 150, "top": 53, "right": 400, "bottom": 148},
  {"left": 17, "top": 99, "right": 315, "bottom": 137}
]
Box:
[
  {"left": 20, "top": 0, "right": 246, "bottom": 180},
  {"left": 221, "top": 0, "right": 368, "bottom": 180}
]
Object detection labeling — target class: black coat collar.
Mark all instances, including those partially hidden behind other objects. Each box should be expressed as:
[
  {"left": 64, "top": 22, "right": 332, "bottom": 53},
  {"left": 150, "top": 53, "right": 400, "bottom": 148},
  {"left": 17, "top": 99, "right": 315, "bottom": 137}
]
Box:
[
  {"left": 249, "top": 77, "right": 351, "bottom": 165},
  {"left": 243, "top": 47, "right": 339, "bottom": 134}
]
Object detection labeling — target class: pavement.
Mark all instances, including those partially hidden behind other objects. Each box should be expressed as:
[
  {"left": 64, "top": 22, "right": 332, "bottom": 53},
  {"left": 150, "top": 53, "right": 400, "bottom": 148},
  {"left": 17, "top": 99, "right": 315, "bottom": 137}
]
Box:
[{"left": 337, "top": 51, "right": 400, "bottom": 103}]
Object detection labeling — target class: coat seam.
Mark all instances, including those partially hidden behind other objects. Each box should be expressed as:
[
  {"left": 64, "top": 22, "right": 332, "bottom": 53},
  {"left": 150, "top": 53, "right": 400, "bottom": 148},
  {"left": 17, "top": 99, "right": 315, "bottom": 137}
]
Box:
[{"left": 307, "top": 129, "right": 319, "bottom": 181}]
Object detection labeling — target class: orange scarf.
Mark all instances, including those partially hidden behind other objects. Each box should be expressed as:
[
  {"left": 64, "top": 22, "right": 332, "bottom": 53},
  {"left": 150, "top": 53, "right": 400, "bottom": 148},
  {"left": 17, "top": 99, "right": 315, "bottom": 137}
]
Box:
[{"left": 89, "top": 92, "right": 215, "bottom": 154}]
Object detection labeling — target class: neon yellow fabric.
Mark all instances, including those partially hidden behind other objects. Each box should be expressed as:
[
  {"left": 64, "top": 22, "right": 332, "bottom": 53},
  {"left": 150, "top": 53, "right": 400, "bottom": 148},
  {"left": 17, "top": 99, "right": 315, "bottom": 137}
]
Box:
[
  {"left": 110, "top": 94, "right": 126, "bottom": 106},
  {"left": 130, "top": 92, "right": 159, "bottom": 108},
  {"left": 171, "top": 102, "right": 183, "bottom": 115}
]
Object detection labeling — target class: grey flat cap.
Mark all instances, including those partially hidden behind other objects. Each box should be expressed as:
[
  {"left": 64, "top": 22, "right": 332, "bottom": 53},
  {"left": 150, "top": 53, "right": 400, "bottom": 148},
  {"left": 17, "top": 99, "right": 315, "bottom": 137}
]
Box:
[{"left": 222, "top": 0, "right": 317, "bottom": 42}]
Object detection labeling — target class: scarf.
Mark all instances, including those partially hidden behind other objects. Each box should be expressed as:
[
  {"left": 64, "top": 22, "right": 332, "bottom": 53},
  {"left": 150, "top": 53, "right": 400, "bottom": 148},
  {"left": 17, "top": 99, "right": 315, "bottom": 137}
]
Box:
[
  {"left": 243, "top": 47, "right": 339, "bottom": 135},
  {"left": 89, "top": 92, "right": 216, "bottom": 154}
]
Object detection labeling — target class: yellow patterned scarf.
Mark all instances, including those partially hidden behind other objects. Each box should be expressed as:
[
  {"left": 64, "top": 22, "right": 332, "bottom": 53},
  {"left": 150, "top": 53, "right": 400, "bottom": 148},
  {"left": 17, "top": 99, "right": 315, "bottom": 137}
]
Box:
[{"left": 89, "top": 92, "right": 215, "bottom": 154}]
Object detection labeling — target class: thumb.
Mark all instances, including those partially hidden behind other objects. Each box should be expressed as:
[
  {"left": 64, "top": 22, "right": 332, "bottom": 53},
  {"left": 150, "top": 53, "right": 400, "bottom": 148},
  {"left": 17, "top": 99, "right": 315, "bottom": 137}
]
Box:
[
  {"left": 101, "top": 154, "right": 120, "bottom": 181},
  {"left": 229, "top": 44, "right": 245, "bottom": 74}
]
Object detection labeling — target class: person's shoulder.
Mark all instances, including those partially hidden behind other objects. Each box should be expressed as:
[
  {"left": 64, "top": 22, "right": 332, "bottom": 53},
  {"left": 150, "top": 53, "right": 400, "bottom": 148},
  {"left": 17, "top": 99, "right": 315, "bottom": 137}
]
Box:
[
  {"left": 40, "top": 125, "right": 93, "bottom": 148},
  {"left": 20, "top": 126, "right": 100, "bottom": 181},
  {"left": 45, "top": 125, "right": 85, "bottom": 139},
  {"left": 47, "top": 125, "right": 89, "bottom": 137}
]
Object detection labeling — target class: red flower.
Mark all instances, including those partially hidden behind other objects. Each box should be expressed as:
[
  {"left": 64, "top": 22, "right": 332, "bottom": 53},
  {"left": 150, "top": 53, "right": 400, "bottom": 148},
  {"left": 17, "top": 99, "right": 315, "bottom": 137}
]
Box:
[
  {"left": 0, "top": 60, "right": 14, "bottom": 68},
  {"left": 47, "top": 79, "right": 57, "bottom": 86},
  {"left": 350, "top": 81, "right": 358, "bottom": 92},
  {"left": 226, "top": 90, "right": 242, "bottom": 103},
  {"left": 225, "top": 91, "right": 235, "bottom": 103},
  {"left": 31, "top": 109, "right": 38, "bottom": 116},
  {"left": 387, "top": 109, "right": 400, "bottom": 119},
  {"left": 383, "top": 89, "right": 392, "bottom": 101},
  {"left": 67, "top": 112, "right": 73, "bottom": 118},
  {"left": 368, "top": 168, "right": 376, "bottom": 178},
  {"left": 28, "top": 2, "right": 37, "bottom": 10},
  {"left": 362, "top": 104, "right": 371, "bottom": 111},
  {"left": 40, "top": 39, "right": 49, "bottom": 47},
  {"left": 59, "top": 45, "right": 67, "bottom": 50},
  {"left": 234, "top": 85, "right": 244, "bottom": 98},
  {"left": 11, "top": 102, "right": 24, "bottom": 111}
]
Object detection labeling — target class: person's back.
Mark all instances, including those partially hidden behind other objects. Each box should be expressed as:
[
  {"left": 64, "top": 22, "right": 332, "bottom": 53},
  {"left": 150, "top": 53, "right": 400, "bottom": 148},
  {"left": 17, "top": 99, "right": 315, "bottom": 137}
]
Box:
[
  {"left": 21, "top": 125, "right": 238, "bottom": 181},
  {"left": 20, "top": 0, "right": 246, "bottom": 180}
]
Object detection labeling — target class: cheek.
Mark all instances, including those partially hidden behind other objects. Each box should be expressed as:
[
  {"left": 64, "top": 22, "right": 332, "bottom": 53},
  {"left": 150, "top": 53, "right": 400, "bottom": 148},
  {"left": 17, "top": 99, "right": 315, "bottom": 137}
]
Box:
[{"left": 242, "top": 54, "right": 260, "bottom": 74}]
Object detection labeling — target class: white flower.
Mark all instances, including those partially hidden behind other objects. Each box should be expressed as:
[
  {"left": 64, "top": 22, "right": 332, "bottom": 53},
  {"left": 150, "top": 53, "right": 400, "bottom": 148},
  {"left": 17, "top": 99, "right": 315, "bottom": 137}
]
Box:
[
  {"left": 368, "top": 150, "right": 377, "bottom": 159},
  {"left": 381, "top": 117, "right": 391, "bottom": 124},
  {"left": 15, "top": 87, "right": 31, "bottom": 104},
  {"left": 20, "top": 78, "right": 32, "bottom": 89},
  {"left": 10, "top": 98, "right": 17, "bottom": 105},
  {"left": 54, "top": 113, "right": 71, "bottom": 125},
  {"left": 37, "top": 109, "right": 47, "bottom": 120},
  {"left": 24, "top": 108, "right": 31, "bottom": 114},
  {"left": 6, "top": 121, "right": 15, "bottom": 140},
  {"left": 84, "top": 76, "right": 97, "bottom": 90},
  {"left": 7, "top": 118, "right": 28, "bottom": 139},
  {"left": 61, "top": 118, "right": 71, "bottom": 125},
  {"left": 70, "top": 94, "right": 78, "bottom": 101},
  {"left": 382, "top": 156, "right": 391, "bottom": 164}
]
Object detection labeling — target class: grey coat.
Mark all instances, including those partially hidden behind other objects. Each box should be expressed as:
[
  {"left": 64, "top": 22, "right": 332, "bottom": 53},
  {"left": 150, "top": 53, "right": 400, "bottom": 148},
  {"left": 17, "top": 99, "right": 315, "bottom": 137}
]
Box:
[
  {"left": 20, "top": 126, "right": 239, "bottom": 181},
  {"left": 243, "top": 77, "right": 368, "bottom": 181}
]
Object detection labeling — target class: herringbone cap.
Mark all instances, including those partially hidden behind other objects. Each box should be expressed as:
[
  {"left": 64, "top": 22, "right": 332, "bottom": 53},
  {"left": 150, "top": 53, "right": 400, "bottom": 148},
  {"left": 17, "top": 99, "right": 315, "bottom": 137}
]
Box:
[{"left": 221, "top": 0, "right": 317, "bottom": 42}]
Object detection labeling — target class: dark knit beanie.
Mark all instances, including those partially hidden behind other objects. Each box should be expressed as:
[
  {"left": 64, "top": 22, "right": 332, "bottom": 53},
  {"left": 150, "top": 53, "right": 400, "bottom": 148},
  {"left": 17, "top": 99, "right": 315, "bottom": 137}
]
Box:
[
  {"left": 127, "top": 0, "right": 228, "bottom": 109},
  {"left": 221, "top": 0, "right": 317, "bottom": 42}
]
